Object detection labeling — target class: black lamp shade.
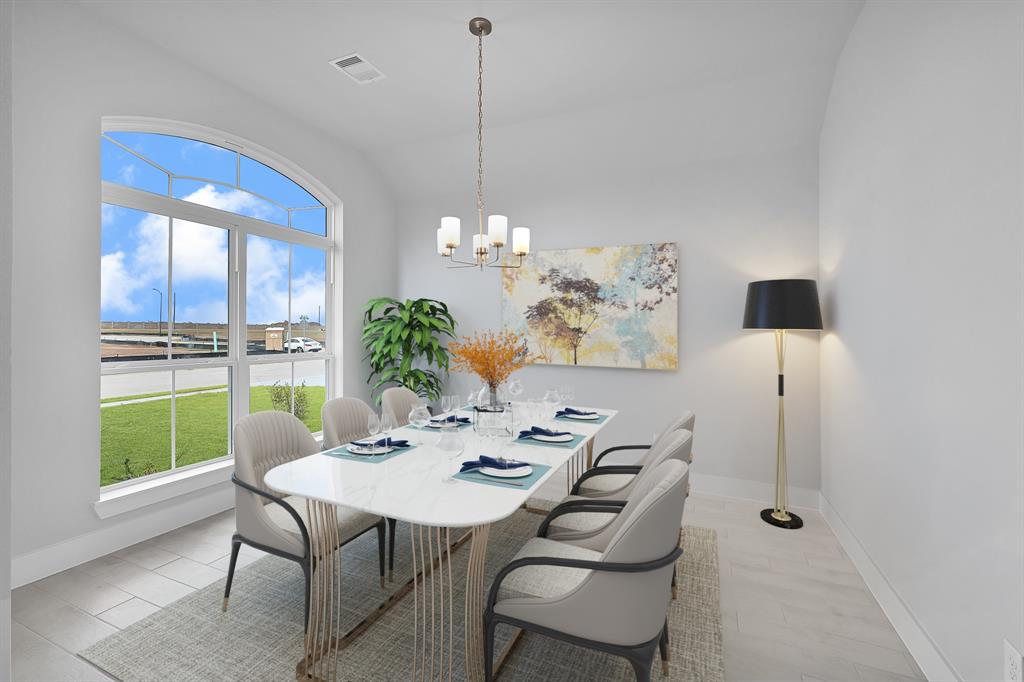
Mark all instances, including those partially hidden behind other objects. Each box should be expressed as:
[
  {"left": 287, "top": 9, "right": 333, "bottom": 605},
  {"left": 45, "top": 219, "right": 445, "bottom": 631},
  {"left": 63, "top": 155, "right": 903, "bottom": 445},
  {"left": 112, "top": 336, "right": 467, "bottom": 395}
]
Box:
[{"left": 743, "top": 279, "right": 823, "bottom": 331}]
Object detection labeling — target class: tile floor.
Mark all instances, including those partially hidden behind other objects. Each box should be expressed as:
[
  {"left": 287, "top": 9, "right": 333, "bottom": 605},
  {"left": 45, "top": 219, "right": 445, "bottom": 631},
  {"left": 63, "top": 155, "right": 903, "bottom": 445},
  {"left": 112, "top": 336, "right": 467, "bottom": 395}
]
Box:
[{"left": 11, "top": 494, "right": 926, "bottom": 681}]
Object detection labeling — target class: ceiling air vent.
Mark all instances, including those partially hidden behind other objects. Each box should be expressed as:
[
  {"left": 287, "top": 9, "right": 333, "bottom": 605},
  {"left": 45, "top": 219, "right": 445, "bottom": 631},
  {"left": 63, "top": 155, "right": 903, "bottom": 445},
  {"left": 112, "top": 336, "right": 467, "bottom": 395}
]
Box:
[{"left": 330, "top": 54, "right": 385, "bottom": 85}]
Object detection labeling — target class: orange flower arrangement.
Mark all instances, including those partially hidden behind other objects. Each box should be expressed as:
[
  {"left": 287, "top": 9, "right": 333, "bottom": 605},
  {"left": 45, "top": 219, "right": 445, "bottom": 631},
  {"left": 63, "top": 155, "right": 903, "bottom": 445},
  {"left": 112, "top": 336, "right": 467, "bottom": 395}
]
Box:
[{"left": 448, "top": 330, "right": 532, "bottom": 390}]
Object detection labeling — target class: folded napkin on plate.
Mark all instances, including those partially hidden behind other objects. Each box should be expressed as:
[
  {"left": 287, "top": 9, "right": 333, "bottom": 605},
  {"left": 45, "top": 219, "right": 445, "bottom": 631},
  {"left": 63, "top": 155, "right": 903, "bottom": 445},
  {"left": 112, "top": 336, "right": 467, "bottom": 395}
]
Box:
[
  {"left": 430, "top": 415, "right": 471, "bottom": 424},
  {"left": 556, "top": 407, "right": 597, "bottom": 417},
  {"left": 460, "top": 455, "right": 528, "bottom": 473},
  {"left": 518, "top": 426, "right": 571, "bottom": 439},
  {"left": 350, "top": 437, "right": 410, "bottom": 448}
]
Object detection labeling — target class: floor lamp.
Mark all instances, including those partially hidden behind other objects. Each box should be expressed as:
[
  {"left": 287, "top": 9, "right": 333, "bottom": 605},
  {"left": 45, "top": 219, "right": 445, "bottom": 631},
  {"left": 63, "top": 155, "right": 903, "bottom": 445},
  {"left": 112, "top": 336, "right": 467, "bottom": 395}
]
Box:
[{"left": 743, "top": 279, "right": 822, "bottom": 530}]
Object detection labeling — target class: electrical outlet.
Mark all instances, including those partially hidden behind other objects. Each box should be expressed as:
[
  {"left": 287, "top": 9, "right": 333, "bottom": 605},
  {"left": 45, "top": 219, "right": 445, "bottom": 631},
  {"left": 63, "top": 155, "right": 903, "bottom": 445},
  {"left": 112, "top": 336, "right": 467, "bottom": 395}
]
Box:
[{"left": 1006, "top": 639, "right": 1023, "bottom": 682}]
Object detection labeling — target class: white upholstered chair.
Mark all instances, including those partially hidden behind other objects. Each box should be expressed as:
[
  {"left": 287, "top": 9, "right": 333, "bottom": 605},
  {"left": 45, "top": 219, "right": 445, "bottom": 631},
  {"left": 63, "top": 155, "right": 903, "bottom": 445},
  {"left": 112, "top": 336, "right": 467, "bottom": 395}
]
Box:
[
  {"left": 573, "top": 411, "right": 695, "bottom": 497},
  {"left": 484, "top": 459, "right": 690, "bottom": 681},
  {"left": 223, "top": 411, "right": 387, "bottom": 627},
  {"left": 321, "top": 395, "right": 375, "bottom": 449},
  {"left": 380, "top": 386, "right": 423, "bottom": 427},
  {"left": 321, "top": 396, "right": 400, "bottom": 580}
]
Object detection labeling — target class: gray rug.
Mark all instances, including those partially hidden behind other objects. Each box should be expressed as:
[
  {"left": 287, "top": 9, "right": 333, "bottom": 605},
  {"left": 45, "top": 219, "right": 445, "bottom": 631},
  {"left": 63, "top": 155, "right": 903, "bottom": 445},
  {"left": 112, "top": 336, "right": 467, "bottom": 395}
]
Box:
[{"left": 81, "top": 511, "right": 723, "bottom": 681}]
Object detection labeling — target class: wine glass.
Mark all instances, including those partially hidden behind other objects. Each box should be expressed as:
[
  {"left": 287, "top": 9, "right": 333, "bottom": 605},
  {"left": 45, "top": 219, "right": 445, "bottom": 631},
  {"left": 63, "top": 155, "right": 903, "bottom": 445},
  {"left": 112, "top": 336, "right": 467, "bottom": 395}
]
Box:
[
  {"left": 508, "top": 378, "right": 524, "bottom": 399},
  {"left": 441, "top": 394, "right": 454, "bottom": 417},
  {"left": 559, "top": 385, "right": 575, "bottom": 405},
  {"left": 366, "top": 412, "right": 381, "bottom": 454},
  {"left": 542, "top": 389, "right": 561, "bottom": 428},
  {"left": 380, "top": 412, "right": 395, "bottom": 448},
  {"left": 409, "top": 405, "right": 430, "bottom": 445}
]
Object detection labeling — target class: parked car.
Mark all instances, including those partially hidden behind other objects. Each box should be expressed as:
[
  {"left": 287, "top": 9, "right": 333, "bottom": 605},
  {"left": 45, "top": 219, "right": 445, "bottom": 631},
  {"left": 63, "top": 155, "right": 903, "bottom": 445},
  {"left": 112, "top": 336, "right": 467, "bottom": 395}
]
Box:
[{"left": 284, "top": 337, "right": 323, "bottom": 352}]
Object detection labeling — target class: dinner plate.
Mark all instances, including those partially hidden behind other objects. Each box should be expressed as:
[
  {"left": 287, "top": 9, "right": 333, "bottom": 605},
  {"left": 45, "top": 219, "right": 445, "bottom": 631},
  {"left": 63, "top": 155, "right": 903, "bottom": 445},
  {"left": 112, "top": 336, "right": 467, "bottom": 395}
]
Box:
[
  {"left": 347, "top": 444, "right": 395, "bottom": 455},
  {"left": 562, "top": 412, "right": 600, "bottom": 421},
  {"left": 426, "top": 421, "right": 465, "bottom": 429},
  {"left": 479, "top": 465, "right": 532, "bottom": 478},
  {"left": 530, "top": 433, "right": 574, "bottom": 443}
]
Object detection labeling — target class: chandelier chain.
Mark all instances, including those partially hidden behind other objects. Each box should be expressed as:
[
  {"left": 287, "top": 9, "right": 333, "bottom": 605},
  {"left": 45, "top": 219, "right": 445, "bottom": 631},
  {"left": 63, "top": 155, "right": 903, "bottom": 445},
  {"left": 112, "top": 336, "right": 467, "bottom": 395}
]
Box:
[{"left": 476, "top": 34, "right": 484, "bottom": 214}]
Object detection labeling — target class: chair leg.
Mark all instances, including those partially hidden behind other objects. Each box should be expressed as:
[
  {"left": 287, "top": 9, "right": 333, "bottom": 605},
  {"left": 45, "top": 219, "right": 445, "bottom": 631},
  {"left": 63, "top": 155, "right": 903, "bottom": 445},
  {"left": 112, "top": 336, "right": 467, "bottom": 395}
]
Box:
[
  {"left": 302, "top": 559, "right": 311, "bottom": 633},
  {"left": 671, "top": 565, "right": 677, "bottom": 600},
  {"left": 659, "top": 621, "right": 670, "bottom": 676},
  {"left": 222, "top": 536, "right": 241, "bottom": 612},
  {"left": 484, "top": 615, "right": 497, "bottom": 682},
  {"left": 376, "top": 521, "right": 386, "bottom": 588},
  {"left": 626, "top": 648, "right": 654, "bottom": 682},
  {"left": 387, "top": 517, "right": 397, "bottom": 582}
]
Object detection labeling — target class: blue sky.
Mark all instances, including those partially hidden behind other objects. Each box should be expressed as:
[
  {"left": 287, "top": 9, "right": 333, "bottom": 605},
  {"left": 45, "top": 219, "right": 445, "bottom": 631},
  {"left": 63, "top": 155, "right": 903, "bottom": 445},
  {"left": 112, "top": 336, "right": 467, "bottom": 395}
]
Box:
[{"left": 101, "top": 132, "right": 326, "bottom": 326}]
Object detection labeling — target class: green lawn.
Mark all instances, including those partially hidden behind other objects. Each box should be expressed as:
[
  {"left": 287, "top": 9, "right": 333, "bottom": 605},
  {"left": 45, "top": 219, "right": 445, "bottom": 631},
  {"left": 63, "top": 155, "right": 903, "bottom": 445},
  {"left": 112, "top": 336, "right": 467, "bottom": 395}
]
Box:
[{"left": 101, "top": 385, "right": 326, "bottom": 486}]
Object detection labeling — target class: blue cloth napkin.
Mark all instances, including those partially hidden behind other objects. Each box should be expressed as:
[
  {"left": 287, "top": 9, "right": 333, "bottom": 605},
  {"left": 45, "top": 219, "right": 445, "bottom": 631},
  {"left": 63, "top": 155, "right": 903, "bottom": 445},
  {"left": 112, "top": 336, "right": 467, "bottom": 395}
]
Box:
[
  {"left": 351, "top": 437, "right": 410, "bottom": 448},
  {"left": 460, "top": 455, "right": 529, "bottom": 472},
  {"left": 518, "top": 426, "right": 571, "bottom": 439},
  {"left": 430, "top": 415, "right": 471, "bottom": 424},
  {"left": 556, "top": 407, "right": 597, "bottom": 417}
]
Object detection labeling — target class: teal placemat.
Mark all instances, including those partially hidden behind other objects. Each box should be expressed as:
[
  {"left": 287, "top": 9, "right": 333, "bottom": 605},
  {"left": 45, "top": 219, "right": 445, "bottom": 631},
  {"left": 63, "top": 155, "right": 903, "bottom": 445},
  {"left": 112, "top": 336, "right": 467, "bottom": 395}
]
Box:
[
  {"left": 322, "top": 443, "right": 417, "bottom": 463},
  {"left": 454, "top": 462, "right": 552, "bottom": 489},
  {"left": 555, "top": 413, "right": 609, "bottom": 425},
  {"left": 515, "top": 433, "right": 587, "bottom": 449}
]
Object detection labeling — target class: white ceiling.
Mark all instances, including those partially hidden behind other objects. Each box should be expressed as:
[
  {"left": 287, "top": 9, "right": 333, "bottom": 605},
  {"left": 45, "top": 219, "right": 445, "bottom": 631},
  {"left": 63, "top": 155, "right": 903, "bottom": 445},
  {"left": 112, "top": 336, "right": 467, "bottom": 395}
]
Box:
[{"left": 82, "top": 0, "right": 864, "bottom": 199}]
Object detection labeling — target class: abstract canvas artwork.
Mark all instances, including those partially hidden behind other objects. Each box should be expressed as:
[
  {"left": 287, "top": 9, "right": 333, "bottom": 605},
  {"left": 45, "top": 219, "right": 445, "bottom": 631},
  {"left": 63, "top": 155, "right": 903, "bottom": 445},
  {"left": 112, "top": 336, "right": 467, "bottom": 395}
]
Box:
[{"left": 501, "top": 243, "right": 678, "bottom": 369}]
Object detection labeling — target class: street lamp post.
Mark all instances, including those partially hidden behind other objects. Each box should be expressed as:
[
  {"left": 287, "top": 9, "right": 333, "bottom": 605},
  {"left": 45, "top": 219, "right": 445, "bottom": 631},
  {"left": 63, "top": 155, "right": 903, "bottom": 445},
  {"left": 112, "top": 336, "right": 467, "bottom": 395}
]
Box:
[{"left": 152, "top": 288, "right": 163, "bottom": 337}]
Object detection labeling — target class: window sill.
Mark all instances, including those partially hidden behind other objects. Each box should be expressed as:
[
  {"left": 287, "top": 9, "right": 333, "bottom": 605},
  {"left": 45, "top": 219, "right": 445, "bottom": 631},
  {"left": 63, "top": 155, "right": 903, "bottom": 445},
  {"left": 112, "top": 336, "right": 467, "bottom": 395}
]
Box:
[{"left": 94, "top": 459, "right": 234, "bottom": 519}]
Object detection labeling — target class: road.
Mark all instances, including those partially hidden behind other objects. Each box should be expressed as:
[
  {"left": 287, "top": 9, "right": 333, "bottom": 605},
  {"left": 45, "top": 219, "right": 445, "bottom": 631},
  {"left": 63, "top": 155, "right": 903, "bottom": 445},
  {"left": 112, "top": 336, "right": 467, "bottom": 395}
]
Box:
[{"left": 101, "top": 360, "right": 328, "bottom": 400}]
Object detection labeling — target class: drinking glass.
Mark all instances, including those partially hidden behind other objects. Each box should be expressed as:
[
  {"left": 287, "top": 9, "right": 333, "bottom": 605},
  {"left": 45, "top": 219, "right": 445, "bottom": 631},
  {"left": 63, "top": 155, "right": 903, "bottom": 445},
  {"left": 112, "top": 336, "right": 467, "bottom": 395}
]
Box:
[
  {"left": 409, "top": 405, "right": 430, "bottom": 445},
  {"left": 366, "top": 412, "right": 381, "bottom": 454},
  {"left": 437, "top": 425, "right": 465, "bottom": 483},
  {"left": 441, "top": 394, "right": 454, "bottom": 416}
]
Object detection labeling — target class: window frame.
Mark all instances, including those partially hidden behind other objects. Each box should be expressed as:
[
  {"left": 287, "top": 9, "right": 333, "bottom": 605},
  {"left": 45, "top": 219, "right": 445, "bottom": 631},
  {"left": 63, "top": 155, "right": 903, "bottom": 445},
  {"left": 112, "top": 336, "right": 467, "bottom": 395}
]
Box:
[{"left": 99, "top": 117, "right": 339, "bottom": 492}]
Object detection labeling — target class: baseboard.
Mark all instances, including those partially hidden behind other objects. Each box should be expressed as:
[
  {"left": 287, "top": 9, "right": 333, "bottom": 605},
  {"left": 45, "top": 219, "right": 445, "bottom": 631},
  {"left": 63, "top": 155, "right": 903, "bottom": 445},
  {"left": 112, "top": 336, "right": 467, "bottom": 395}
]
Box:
[
  {"left": 690, "top": 471, "right": 820, "bottom": 510},
  {"left": 819, "top": 492, "right": 960, "bottom": 681},
  {"left": 11, "top": 484, "right": 234, "bottom": 588}
]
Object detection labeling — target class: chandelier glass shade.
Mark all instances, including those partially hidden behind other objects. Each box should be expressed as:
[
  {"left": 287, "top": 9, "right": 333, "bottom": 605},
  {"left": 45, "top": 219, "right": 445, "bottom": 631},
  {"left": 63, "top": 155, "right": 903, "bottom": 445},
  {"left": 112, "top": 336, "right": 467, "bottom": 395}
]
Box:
[{"left": 437, "top": 17, "right": 531, "bottom": 270}]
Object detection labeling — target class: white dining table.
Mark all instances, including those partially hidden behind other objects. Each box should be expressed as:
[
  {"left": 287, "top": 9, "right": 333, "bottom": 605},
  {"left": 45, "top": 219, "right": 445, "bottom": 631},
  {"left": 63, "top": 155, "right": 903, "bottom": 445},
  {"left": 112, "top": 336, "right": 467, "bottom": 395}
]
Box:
[{"left": 264, "top": 406, "right": 617, "bottom": 682}]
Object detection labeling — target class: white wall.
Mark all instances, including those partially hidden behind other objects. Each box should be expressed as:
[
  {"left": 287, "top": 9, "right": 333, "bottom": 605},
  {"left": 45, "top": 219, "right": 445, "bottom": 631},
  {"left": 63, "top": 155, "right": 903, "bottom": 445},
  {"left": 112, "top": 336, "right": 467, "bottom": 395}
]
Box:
[
  {"left": 0, "top": 0, "right": 13, "bottom": 674},
  {"left": 819, "top": 2, "right": 1024, "bottom": 679},
  {"left": 397, "top": 144, "right": 822, "bottom": 497},
  {"left": 10, "top": 2, "right": 396, "bottom": 568}
]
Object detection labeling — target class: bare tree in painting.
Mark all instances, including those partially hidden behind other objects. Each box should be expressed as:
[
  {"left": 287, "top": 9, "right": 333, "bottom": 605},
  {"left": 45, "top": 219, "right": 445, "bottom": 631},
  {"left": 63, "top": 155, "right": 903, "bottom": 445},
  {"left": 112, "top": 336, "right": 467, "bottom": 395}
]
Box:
[
  {"left": 525, "top": 269, "right": 622, "bottom": 365},
  {"left": 608, "top": 243, "right": 678, "bottom": 368}
]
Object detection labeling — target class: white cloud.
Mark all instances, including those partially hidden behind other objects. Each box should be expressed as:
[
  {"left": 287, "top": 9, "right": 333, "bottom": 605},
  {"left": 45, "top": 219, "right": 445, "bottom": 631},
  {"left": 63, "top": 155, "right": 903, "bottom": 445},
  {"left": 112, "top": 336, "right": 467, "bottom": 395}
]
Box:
[
  {"left": 184, "top": 183, "right": 278, "bottom": 223},
  {"left": 100, "top": 251, "right": 143, "bottom": 315},
  {"left": 102, "top": 184, "right": 323, "bottom": 324}
]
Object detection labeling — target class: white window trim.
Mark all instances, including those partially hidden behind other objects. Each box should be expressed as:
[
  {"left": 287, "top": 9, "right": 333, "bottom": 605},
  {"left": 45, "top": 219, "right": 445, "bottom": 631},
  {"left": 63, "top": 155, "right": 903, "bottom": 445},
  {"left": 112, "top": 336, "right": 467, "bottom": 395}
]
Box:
[{"left": 97, "top": 117, "right": 342, "bottom": 513}]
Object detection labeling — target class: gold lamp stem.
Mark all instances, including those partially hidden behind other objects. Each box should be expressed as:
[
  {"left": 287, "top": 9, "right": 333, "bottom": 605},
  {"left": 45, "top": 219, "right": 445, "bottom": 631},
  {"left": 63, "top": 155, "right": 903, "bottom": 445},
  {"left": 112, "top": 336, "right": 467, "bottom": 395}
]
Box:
[
  {"left": 762, "top": 328, "right": 803, "bottom": 529},
  {"left": 773, "top": 329, "right": 789, "bottom": 521}
]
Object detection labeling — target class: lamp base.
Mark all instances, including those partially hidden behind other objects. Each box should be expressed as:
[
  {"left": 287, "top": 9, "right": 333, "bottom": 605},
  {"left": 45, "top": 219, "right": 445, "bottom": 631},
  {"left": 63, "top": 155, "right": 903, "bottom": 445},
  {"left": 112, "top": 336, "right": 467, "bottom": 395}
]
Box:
[{"left": 760, "top": 508, "right": 803, "bottom": 530}]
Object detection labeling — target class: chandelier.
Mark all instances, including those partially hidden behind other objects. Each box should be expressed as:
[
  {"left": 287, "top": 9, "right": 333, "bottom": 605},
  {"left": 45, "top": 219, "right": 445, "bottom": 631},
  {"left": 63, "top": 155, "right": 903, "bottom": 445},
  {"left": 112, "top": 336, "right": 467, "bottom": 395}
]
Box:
[{"left": 436, "top": 17, "right": 531, "bottom": 270}]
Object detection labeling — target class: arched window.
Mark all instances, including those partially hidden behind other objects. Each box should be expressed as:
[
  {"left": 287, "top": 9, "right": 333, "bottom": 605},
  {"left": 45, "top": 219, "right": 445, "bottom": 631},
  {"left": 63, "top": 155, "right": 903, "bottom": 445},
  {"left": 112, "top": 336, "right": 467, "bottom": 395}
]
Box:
[{"left": 99, "top": 119, "right": 336, "bottom": 488}]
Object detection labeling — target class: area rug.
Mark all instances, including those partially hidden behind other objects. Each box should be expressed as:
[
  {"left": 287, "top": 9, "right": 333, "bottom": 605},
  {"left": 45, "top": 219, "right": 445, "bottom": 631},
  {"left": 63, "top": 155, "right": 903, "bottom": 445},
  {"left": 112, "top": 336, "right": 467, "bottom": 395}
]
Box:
[{"left": 81, "top": 510, "right": 723, "bottom": 681}]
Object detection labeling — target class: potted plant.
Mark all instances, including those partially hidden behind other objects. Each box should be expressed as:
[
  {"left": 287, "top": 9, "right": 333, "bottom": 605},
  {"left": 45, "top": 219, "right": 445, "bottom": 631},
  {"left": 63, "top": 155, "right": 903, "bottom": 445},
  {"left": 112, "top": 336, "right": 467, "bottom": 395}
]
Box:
[
  {"left": 448, "top": 330, "right": 532, "bottom": 411},
  {"left": 362, "top": 297, "right": 456, "bottom": 403}
]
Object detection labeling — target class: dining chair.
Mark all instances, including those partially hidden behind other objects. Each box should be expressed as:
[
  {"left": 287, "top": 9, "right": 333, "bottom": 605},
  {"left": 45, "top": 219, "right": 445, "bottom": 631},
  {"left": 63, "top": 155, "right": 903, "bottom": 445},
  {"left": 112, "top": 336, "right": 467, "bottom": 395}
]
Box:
[
  {"left": 321, "top": 396, "right": 399, "bottom": 579},
  {"left": 574, "top": 411, "right": 695, "bottom": 497},
  {"left": 223, "top": 410, "right": 388, "bottom": 628},
  {"left": 543, "top": 430, "right": 693, "bottom": 538},
  {"left": 484, "top": 459, "right": 689, "bottom": 682},
  {"left": 380, "top": 386, "right": 423, "bottom": 427}
]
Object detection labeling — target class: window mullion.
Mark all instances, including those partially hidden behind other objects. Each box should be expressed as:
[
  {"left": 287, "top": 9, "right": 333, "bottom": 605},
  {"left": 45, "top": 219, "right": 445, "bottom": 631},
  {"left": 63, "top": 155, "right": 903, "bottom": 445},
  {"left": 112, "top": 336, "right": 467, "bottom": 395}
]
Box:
[{"left": 170, "top": 369, "right": 177, "bottom": 470}]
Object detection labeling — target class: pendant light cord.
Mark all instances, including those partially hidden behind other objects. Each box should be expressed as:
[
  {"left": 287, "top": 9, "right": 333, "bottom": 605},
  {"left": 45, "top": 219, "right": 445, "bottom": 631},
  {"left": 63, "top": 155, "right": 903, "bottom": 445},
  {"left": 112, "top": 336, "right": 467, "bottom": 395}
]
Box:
[{"left": 476, "top": 33, "right": 485, "bottom": 240}]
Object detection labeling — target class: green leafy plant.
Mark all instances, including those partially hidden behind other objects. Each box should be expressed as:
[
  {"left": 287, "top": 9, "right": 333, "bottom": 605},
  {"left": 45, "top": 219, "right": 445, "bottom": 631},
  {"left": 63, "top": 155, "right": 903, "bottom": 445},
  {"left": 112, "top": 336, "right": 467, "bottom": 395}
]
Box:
[
  {"left": 362, "top": 297, "right": 456, "bottom": 403},
  {"left": 269, "top": 380, "right": 309, "bottom": 421}
]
